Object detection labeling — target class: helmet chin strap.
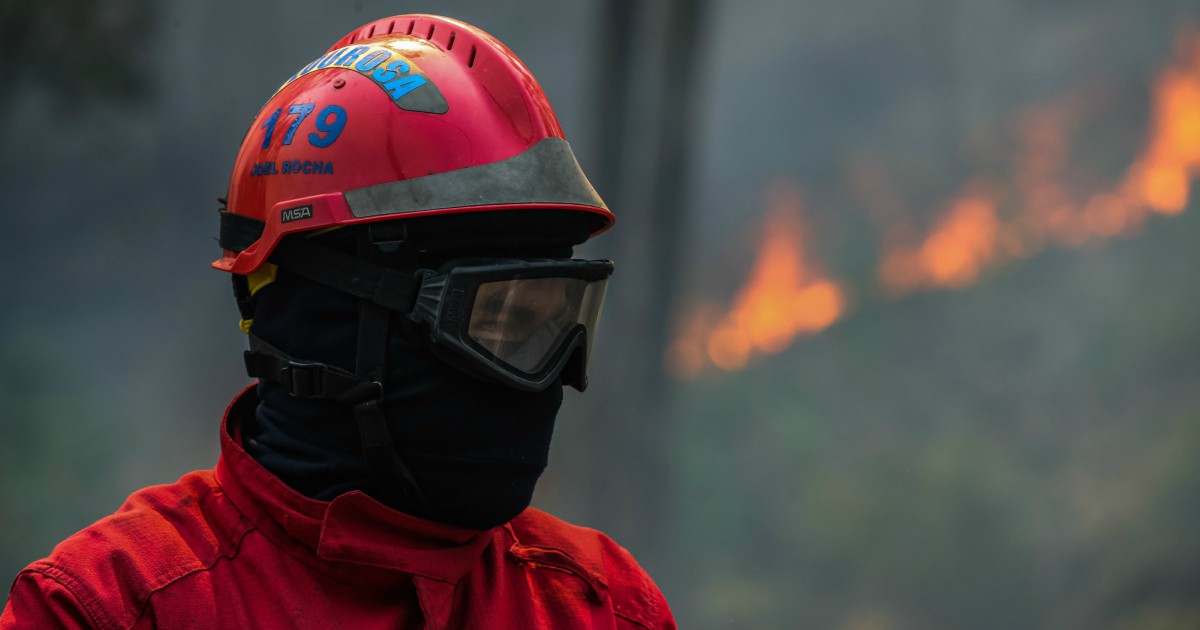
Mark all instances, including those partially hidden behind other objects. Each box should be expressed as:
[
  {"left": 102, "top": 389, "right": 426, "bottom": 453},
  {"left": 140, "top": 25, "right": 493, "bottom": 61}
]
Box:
[
  {"left": 243, "top": 328, "right": 433, "bottom": 512},
  {"left": 243, "top": 231, "right": 434, "bottom": 514},
  {"left": 348, "top": 234, "right": 432, "bottom": 510}
]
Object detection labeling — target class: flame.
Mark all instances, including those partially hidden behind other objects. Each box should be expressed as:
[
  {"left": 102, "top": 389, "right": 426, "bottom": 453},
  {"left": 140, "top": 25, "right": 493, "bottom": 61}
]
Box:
[
  {"left": 667, "top": 184, "right": 849, "bottom": 376},
  {"left": 671, "top": 28, "right": 1200, "bottom": 377},
  {"left": 879, "top": 187, "right": 1000, "bottom": 294},
  {"left": 878, "top": 30, "right": 1200, "bottom": 295},
  {"left": 1124, "top": 33, "right": 1200, "bottom": 214}
]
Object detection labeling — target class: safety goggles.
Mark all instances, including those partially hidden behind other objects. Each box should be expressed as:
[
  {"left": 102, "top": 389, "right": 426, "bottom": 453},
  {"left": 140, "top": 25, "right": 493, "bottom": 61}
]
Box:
[{"left": 406, "top": 258, "right": 614, "bottom": 392}]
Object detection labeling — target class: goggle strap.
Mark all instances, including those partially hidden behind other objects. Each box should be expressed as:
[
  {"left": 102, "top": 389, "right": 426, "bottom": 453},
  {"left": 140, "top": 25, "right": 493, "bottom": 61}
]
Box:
[{"left": 269, "top": 237, "right": 420, "bottom": 314}]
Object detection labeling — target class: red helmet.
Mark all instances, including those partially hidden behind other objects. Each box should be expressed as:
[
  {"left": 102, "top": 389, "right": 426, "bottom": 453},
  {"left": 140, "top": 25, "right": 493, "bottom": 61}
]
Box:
[{"left": 214, "top": 14, "right": 613, "bottom": 275}]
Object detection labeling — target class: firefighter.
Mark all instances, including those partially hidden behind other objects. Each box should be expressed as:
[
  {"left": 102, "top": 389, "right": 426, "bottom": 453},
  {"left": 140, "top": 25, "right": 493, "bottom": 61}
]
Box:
[{"left": 2, "top": 15, "right": 674, "bottom": 629}]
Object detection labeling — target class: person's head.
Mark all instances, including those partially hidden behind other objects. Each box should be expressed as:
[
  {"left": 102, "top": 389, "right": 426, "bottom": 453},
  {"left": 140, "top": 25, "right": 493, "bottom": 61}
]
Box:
[{"left": 213, "top": 15, "right": 614, "bottom": 529}]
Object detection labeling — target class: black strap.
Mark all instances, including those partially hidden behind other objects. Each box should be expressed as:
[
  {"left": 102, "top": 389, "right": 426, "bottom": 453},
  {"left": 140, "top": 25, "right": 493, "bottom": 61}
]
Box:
[
  {"left": 231, "top": 274, "right": 256, "bottom": 321},
  {"left": 244, "top": 333, "right": 377, "bottom": 402},
  {"left": 219, "top": 211, "right": 266, "bottom": 253},
  {"left": 241, "top": 232, "right": 434, "bottom": 515},
  {"left": 352, "top": 398, "right": 431, "bottom": 509},
  {"left": 268, "top": 237, "right": 421, "bottom": 314},
  {"left": 347, "top": 234, "right": 432, "bottom": 510}
]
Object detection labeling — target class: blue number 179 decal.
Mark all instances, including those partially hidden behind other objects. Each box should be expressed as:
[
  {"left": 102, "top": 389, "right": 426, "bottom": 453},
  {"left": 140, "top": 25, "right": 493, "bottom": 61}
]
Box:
[{"left": 262, "top": 103, "right": 347, "bottom": 149}]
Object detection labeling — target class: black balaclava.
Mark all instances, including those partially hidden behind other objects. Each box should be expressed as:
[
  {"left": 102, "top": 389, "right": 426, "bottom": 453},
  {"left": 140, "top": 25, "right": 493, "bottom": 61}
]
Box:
[{"left": 243, "top": 222, "right": 580, "bottom": 531}]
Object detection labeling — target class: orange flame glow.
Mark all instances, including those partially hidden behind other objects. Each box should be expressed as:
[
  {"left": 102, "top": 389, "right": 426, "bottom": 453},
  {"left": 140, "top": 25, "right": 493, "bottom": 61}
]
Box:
[
  {"left": 1124, "top": 34, "right": 1200, "bottom": 214},
  {"left": 878, "top": 31, "right": 1200, "bottom": 295},
  {"left": 667, "top": 184, "right": 849, "bottom": 377},
  {"left": 671, "top": 29, "right": 1200, "bottom": 377},
  {"left": 879, "top": 186, "right": 1000, "bottom": 294}
]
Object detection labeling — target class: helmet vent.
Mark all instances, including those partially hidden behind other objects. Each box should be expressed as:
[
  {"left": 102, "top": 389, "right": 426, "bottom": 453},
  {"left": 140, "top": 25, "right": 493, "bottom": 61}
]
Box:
[
  {"left": 468, "top": 45, "right": 477, "bottom": 68},
  {"left": 447, "top": 32, "right": 457, "bottom": 50},
  {"left": 386, "top": 20, "right": 397, "bottom": 34},
  {"left": 406, "top": 20, "right": 415, "bottom": 34},
  {"left": 367, "top": 24, "right": 376, "bottom": 38},
  {"left": 426, "top": 23, "right": 436, "bottom": 39}
]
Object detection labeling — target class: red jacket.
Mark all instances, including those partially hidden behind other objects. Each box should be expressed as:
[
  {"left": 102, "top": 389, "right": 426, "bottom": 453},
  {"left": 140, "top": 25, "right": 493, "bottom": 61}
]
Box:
[{"left": 1, "top": 389, "right": 674, "bottom": 629}]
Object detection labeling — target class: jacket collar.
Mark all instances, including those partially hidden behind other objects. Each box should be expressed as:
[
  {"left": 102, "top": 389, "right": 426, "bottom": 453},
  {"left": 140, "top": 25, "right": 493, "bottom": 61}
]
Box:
[{"left": 214, "top": 386, "right": 494, "bottom": 584}]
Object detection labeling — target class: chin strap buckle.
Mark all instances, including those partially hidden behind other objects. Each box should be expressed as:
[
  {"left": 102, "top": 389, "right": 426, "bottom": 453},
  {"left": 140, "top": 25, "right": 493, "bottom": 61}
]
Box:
[
  {"left": 244, "top": 336, "right": 366, "bottom": 401},
  {"left": 280, "top": 361, "right": 325, "bottom": 398}
]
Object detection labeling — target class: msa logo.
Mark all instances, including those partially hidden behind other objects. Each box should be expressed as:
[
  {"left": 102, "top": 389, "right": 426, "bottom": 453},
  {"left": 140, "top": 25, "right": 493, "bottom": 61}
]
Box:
[{"left": 280, "top": 205, "right": 313, "bottom": 223}]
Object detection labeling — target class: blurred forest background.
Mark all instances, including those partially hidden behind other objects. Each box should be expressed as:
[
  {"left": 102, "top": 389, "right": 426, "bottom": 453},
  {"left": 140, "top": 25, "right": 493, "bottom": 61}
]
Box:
[{"left": 3, "top": 1, "right": 1200, "bottom": 628}]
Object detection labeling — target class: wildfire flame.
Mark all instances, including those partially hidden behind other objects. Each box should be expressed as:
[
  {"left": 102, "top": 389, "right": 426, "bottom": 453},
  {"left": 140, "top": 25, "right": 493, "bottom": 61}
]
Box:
[
  {"left": 880, "top": 30, "right": 1200, "bottom": 294},
  {"left": 1128, "top": 32, "right": 1200, "bottom": 214},
  {"left": 671, "top": 29, "right": 1200, "bottom": 377},
  {"left": 667, "top": 183, "right": 848, "bottom": 377},
  {"left": 879, "top": 185, "right": 1001, "bottom": 293}
]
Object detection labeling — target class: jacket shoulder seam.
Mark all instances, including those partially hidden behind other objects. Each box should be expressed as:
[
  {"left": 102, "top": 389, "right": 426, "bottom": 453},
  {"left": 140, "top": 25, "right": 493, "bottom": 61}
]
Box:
[
  {"left": 126, "top": 521, "right": 255, "bottom": 628},
  {"left": 24, "top": 563, "right": 120, "bottom": 630},
  {"left": 614, "top": 608, "right": 656, "bottom": 629}
]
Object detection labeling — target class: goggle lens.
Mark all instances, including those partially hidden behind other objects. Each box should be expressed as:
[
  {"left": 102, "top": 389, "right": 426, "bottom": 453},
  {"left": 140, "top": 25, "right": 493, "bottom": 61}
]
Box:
[{"left": 466, "top": 276, "right": 609, "bottom": 374}]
